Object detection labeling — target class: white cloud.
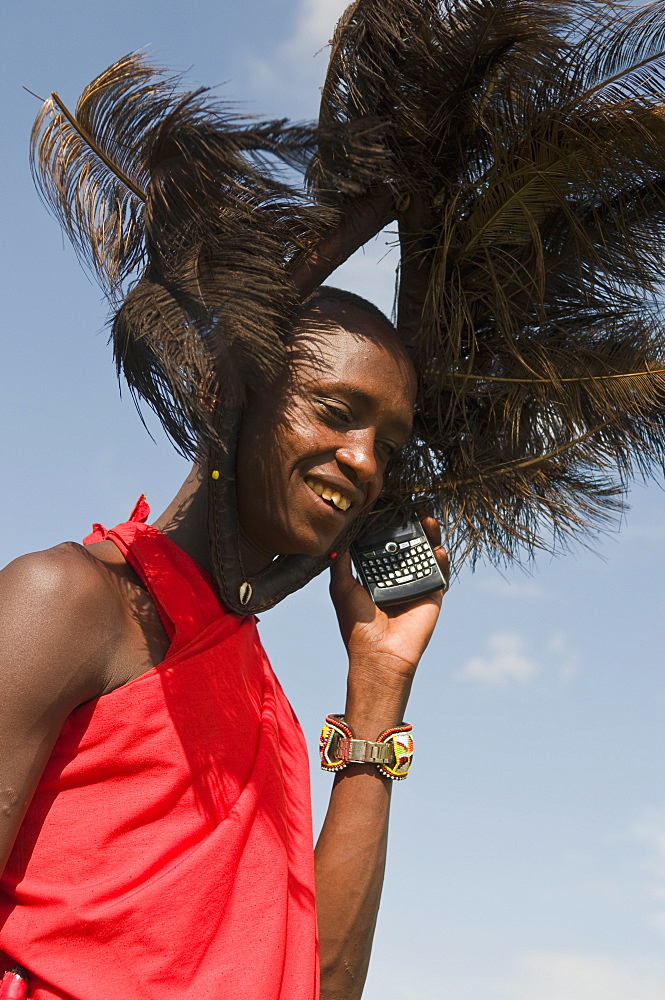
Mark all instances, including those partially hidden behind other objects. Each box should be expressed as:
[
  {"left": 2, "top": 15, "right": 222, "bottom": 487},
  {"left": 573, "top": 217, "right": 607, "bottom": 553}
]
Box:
[
  {"left": 249, "top": 0, "right": 349, "bottom": 108},
  {"left": 548, "top": 631, "right": 580, "bottom": 680},
  {"left": 457, "top": 631, "right": 540, "bottom": 685},
  {"left": 506, "top": 952, "right": 665, "bottom": 1000},
  {"left": 457, "top": 629, "right": 582, "bottom": 686},
  {"left": 286, "top": 0, "right": 349, "bottom": 57},
  {"left": 633, "top": 808, "right": 665, "bottom": 936}
]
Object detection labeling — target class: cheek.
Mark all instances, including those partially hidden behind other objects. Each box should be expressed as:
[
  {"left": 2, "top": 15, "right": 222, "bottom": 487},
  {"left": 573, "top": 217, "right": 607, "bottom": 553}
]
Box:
[
  {"left": 275, "top": 403, "right": 331, "bottom": 467},
  {"left": 238, "top": 419, "right": 304, "bottom": 505}
]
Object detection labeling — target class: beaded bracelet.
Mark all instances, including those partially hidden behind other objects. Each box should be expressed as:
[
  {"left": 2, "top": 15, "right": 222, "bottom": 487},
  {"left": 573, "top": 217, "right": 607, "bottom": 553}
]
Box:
[{"left": 319, "top": 714, "right": 414, "bottom": 780}]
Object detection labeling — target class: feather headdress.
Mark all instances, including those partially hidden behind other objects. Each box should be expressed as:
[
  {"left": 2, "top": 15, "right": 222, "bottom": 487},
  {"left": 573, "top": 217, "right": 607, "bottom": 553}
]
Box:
[
  {"left": 30, "top": 0, "right": 665, "bottom": 606},
  {"left": 311, "top": 0, "right": 665, "bottom": 564},
  {"left": 31, "top": 54, "right": 333, "bottom": 457}
]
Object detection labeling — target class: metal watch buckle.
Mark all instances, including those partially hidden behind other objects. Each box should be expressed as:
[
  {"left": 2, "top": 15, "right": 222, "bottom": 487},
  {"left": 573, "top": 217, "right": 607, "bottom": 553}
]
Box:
[{"left": 337, "top": 737, "right": 393, "bottom": 765}]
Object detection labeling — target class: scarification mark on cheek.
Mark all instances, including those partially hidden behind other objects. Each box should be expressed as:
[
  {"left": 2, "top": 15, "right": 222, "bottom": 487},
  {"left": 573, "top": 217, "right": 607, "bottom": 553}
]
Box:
[{"left": 0, "top": 787, "right": 19, "bottom": 818}]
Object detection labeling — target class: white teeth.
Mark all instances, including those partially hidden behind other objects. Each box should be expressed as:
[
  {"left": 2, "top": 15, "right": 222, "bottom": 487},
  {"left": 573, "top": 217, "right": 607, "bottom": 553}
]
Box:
[{"left": 305, "top": 477, "right": 351, "bottom": 511}]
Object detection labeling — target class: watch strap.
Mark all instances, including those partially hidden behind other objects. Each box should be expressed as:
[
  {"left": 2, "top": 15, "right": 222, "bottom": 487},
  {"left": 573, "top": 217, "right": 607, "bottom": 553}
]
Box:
[{"left": 319, "top": 714, "right": 414, "bottom": 780}]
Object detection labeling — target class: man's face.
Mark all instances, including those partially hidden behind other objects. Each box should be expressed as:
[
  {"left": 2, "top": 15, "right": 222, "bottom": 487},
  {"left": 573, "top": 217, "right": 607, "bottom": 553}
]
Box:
[{"left": 236, "top": 302, "right": 416, "bottom": 563}]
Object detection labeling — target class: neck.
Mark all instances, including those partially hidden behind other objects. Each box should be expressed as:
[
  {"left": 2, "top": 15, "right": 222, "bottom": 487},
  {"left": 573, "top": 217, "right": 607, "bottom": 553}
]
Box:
[
  {"left": 152, "top": 463, "right": 214, "bottom": 577},
  {"left": 152, "top": 462, "right": 279, "bottom": 581},
  {"left": 237, "top": 528, "right": 280, "bottom": 578}
]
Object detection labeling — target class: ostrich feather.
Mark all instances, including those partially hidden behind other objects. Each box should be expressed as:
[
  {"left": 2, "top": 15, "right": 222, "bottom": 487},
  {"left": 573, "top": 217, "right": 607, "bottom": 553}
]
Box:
[
  {"left": 311, "top": 0, "right": 665, "bottom": 564},
  {"left": 31, "top": 52, "right": 336, "bottom": 455},
  {"left": 30, "top": 3, "right": 665, "bottom": 569}
]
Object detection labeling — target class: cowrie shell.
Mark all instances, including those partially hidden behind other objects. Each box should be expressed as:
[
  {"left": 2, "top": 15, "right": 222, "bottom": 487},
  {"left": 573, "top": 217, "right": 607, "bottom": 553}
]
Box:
[{"left": 239, "top": 581, "right": 253, "bottom": 606}]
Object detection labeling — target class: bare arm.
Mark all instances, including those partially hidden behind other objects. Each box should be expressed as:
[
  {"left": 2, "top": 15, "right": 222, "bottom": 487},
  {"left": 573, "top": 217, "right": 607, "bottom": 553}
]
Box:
[
  {"left": 0, "top": 545, "right": 117, "bottom": 874},
  {"left": 315, "top": 519, "right": 448, "bottom": 999}
]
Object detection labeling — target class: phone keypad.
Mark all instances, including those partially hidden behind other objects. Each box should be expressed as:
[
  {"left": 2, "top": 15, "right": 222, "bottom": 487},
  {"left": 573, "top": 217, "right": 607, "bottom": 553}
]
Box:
[{"left": 360, "top": 538, "right": 438, "bottom": 589}]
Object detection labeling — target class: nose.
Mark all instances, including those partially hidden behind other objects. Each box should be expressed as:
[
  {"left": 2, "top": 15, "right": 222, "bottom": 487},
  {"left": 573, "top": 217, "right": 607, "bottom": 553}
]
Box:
[{"left": 335, "top": 429, "right": 379, "bottom": 487}]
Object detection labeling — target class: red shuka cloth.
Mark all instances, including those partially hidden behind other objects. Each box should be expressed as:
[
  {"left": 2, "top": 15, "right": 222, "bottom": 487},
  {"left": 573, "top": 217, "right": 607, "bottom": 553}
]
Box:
[{"left": 0, "top": 501, "right": 319, "bottom": 999}]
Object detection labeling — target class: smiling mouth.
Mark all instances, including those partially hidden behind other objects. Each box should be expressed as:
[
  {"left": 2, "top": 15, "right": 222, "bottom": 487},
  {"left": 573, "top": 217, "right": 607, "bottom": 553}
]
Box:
[{"left": 305, "top": 477, "right": 352, "bottom": 512}]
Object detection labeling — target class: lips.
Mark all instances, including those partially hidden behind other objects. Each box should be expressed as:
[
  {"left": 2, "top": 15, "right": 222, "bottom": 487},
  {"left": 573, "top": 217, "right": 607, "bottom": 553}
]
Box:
[{"left": 304, "top": 476, "right": 353, "bottom": 512}]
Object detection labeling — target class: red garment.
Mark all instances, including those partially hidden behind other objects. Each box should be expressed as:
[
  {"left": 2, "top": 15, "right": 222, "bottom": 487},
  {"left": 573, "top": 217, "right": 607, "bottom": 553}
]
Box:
[{"left": 0, "top": 500, "right": 319, "bottom": 999}]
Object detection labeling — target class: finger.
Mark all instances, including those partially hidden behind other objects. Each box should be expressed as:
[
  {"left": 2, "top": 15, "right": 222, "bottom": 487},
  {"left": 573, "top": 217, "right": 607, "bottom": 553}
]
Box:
[
  {"left": 420, "top": 516, "right": 450, "bottom": 587},
  {"left": 437, "top": 547, "right": 450, "bottom": 588},
  {"left": 420, "top": 515, "right": 441, "bottom": 548}
]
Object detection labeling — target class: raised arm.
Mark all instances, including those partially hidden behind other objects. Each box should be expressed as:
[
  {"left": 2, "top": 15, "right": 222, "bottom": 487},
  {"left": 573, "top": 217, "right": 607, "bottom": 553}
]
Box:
[{"left": 315, "top": 518, "right": 448, "bottom": 1000}]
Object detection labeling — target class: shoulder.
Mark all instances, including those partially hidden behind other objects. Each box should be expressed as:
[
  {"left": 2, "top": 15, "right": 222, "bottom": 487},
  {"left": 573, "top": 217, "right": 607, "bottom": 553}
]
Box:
[
  {"left": 3, "top": 539, "right": 105, "bottom": 589},
  {"left": 1, "top": 541, "right": 121, "bottom": 628},
  {"left": 0, "top": 542, "right": 123, "bottom": 708}
]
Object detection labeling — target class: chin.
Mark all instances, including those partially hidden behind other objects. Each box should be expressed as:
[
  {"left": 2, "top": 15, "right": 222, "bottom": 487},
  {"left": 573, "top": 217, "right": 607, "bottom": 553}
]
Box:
[
  {"left": 277, "top": 523, "right": 345, "bottom": 559},
  {"left": 265, "top": 503, "right": 359, "bottom": 558},
  {"left": 280, "top": 537, "right": 336, "bottom": 559}
]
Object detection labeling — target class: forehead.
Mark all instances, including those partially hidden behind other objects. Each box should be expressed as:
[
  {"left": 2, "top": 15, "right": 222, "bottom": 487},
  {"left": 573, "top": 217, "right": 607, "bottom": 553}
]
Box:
[{"left": 289, "top": 303, "right": 417, "bottom": 405}]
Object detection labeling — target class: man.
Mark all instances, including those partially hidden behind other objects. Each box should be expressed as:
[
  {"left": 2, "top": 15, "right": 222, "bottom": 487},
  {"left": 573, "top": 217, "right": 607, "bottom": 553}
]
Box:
[{"left": 0, "top": 290, "right": 448, "bottom": 1000}]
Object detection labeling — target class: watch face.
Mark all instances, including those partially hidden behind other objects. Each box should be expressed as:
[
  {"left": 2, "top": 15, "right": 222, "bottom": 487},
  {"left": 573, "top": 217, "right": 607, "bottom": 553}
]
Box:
[{"left": 320, "top": 715, "right": 414, "bottom": 779}]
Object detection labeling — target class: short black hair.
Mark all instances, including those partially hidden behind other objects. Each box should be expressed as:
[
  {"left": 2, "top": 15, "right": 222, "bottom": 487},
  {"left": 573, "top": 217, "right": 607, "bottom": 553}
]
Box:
[{"left": 298, "top": 285, "right": 395, "bottom": 332}]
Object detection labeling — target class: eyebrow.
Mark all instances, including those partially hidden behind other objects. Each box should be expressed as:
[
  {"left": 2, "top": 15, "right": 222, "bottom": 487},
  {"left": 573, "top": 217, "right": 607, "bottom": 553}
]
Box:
[{"left": 335, "top": 385, "right": 413, "bottom": 439}]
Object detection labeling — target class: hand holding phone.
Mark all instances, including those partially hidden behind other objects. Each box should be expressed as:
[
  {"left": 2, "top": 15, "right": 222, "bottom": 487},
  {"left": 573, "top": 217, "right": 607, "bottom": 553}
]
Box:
[
  {"left": 350, "top": 515, "right": 448, "bottom": 607},
  {"left": 331, "top": 515, "right": 448, "bottom": 682}
]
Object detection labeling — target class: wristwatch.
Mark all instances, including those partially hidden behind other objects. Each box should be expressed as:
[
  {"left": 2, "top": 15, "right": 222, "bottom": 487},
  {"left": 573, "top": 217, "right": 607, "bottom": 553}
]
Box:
[{"left": 319, "top": 714, "right": 414, "bottom": 780}]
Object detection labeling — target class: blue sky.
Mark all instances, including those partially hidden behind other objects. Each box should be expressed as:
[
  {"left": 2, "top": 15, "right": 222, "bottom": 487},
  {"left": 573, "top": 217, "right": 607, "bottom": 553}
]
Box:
[{"left": 2, "top": 2, "right": 664, "bottom": 997}]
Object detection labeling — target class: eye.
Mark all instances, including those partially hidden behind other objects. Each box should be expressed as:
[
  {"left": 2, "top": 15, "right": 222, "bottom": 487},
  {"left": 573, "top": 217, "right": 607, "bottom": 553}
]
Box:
[
  {"left": 319, "top": 399, "right": 353, "bottom": 424},
  {"left": 376, "top": 438, "right": 399, "bottom": 462}
]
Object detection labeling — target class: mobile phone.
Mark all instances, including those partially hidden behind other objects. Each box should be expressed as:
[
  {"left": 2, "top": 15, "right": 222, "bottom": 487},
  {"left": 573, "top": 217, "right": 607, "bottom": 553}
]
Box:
[{"left": 350, "top": 515, "right": 448, "bottom": 607}]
